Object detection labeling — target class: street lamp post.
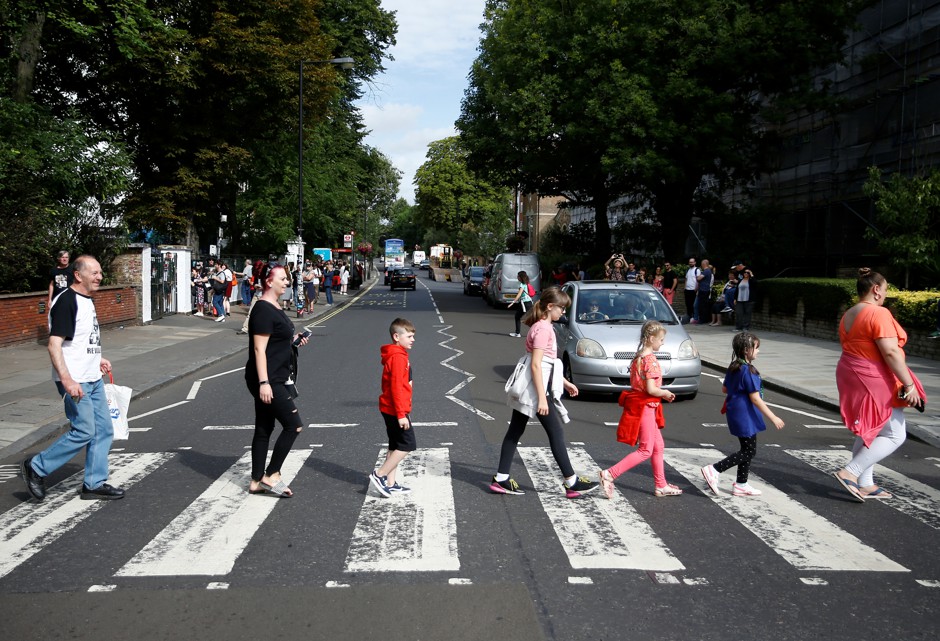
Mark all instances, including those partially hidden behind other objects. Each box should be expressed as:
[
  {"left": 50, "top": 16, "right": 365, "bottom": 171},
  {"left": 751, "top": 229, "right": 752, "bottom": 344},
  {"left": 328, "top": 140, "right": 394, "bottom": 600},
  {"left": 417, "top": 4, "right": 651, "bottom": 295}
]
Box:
[{"left": 296, "top": 56, "right": 355, "bottom": 266}]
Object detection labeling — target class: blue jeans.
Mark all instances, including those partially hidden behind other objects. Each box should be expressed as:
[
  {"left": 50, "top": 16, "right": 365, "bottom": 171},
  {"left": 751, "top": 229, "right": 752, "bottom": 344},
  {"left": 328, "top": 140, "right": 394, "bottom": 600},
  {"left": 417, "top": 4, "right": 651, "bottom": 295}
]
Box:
[
  {"left": 212, "top": 292, "right": 225, "bottom": 317},
  {"left": 324, "top": 284, "right": 333, "bottom": 305},
  {"left": 32, "top": 380, "right": 113, "bottom": 489},
  {"left": 241, "top": 280, "right": 251, "bottom": 305}
]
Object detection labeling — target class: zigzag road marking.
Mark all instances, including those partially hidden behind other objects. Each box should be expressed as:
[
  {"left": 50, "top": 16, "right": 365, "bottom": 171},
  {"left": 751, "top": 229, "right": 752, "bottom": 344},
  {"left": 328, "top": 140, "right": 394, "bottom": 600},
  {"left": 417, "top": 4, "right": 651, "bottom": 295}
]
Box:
[{"left": 437, "top": 324, "right": 493, "bottom": 421}]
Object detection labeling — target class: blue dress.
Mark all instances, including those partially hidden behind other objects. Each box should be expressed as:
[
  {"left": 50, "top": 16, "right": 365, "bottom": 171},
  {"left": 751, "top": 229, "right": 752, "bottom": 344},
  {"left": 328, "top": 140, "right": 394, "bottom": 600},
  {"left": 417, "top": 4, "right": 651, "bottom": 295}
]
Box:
[{"left": 724, "top": 364, "right": 766, "bottom": 438}]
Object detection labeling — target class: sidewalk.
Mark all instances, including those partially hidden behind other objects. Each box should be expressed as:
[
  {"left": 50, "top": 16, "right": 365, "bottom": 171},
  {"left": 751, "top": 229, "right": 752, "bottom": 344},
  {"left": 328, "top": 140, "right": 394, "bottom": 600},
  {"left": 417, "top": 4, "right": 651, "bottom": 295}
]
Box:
[
  {"left": 0, "top": 285, "right": 368, "bottom": 459},
  {"left": 685, "top": 323, "right": 940, "bottom": 449}
]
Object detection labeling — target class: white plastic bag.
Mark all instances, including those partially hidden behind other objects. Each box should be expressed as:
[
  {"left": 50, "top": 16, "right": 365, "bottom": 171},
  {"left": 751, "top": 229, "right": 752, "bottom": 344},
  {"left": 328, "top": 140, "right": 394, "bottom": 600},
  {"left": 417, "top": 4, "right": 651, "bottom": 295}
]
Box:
[{"left": 104, "top": 373, "right": 132, "bottom": 440}]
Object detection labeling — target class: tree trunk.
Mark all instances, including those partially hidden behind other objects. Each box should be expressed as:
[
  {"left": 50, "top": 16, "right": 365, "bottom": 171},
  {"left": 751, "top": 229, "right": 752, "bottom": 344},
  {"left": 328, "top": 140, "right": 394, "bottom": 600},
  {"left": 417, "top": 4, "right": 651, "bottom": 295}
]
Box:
[
  {"left": 592, "top": 184, "right": 612, "bottom": 262},
  {"left": 13, "top": 11, "right": 45, "bottom": 103}
]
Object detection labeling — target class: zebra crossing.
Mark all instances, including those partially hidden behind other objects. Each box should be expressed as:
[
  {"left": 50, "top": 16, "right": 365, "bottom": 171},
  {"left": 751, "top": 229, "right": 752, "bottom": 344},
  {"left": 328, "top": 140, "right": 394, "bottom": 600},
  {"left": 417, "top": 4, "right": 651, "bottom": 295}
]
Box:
[{"left": 1, "top": 445, "right": 938, "bottom": 587}]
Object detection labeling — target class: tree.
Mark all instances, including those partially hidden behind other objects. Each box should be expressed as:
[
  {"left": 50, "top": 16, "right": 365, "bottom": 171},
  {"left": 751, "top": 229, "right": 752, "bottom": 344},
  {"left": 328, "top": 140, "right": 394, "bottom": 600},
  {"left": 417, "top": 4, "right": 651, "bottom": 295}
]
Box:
[
  {"left": 863, "top": 167, "right": 940, "bottom": 288},
  {"left": 458, "top": 0, "right": 866, "bottom": 261},
  {"left": 413, "top": 136, "right": 512, "bottom": 240}
]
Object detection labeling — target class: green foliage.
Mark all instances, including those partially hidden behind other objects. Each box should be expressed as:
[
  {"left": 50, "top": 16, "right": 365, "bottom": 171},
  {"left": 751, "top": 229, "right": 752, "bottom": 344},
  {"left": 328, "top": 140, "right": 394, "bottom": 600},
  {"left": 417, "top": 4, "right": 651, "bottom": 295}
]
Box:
[
  {"left": 458, "top": 0, "right": 866, "bottom": 261},
  {"left": 760, "top": 278, "right": 857, "bottom": 321},
  {"left": 413, "top": 136, "right": 513, "bottom": 241},
  {"left": 0, "top": 99, "right": 131, "bottom": 292},
  {"left": 863, "top": 166, "right": 940, "bottom": 285},
  {"left": 884, "top": 290, "right": 940, "bottom": 330}
]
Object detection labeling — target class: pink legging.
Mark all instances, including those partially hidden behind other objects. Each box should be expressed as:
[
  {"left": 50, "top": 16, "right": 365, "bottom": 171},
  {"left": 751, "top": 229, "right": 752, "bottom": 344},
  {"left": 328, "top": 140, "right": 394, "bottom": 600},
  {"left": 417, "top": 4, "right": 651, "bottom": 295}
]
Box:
[{"left": 608, "top": 405, "right": 666, "bottom": 488}]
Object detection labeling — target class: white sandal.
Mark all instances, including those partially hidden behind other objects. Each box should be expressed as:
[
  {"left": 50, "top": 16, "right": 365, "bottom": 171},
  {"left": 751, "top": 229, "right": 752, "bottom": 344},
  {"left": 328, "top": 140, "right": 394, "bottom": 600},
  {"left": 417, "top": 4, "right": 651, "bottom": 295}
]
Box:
[{"left": 654, "top": 483, "right": 683, "bottom": 497}]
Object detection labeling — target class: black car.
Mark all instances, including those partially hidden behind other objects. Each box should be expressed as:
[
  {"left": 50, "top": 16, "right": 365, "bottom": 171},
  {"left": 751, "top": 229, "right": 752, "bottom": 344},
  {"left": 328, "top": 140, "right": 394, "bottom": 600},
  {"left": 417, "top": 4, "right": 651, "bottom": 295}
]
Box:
[
  {"left": 390, "top": 268, "right": 417, "bottom": 290},
  {"left": 463, "top": 266, "right": 486, "bottom": 295},
  {"left": 383, "top": 266, "right": 400, "bottom": 285}
]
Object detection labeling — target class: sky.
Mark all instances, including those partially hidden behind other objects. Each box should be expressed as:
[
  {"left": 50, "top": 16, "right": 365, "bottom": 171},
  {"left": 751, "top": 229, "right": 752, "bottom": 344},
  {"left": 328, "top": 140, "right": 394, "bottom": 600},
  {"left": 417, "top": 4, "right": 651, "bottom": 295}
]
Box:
[{"left": 356, "top": 0, "right": 487, "bottom": 203}]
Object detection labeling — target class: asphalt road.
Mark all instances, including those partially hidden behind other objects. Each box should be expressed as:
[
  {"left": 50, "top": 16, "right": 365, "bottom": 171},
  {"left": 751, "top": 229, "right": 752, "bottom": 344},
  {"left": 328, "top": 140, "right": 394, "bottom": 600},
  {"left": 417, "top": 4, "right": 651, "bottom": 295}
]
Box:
[{"left": 2, "top": 274, "right": 938, "bottom": 641}]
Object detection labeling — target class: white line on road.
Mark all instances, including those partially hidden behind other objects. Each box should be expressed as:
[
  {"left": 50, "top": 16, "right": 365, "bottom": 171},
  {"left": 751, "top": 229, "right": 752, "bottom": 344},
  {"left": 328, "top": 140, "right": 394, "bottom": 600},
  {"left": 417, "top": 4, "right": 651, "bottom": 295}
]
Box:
[
  {"left": 307, "top": 423, "right": 359, "bottom": 428},
  {"left": 186, "top": 381, "right": 201, "bottom": 400},
  {"left": 345, "top": 448, "right": 459, "bottom": 572},
  {"left": 0, "top": 453, "right": 174, "bottom": 580},
  {"left": 437, "top": 324, "right": 494, "bottom": 421},
  {"left": 519, "top": 446, "right": 684, "bottom": 571},
  {"left": 411, "top": 422, "right": 458, "bottom": 427},
  {"left": 128, "top": 401, "right": 189, "bottom": 422},
  {"left": 665, "top": 448, "right": 908, "bottom": 572},
  {"left": 765, "top": 402, "right": 840, "bottom": 423},
  {"left": 785, "top": 449, "right": 940, "bottom": 531},
  {"left": 198, "top": 368, "right": 243, "bottom": 381},
  {"left": 202, "top": 425, "right": 254, "bottom": 430},
  {"left": 803, "top": 424, "right": 844, "bottom": 429},
  {"left": 116, "top": 449, "right": 311, "bottom": 577}
]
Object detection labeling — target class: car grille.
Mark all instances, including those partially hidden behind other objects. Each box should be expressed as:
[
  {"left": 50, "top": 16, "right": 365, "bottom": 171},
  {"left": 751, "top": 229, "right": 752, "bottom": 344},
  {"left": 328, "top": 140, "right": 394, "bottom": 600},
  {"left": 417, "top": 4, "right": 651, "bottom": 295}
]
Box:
[{"left": 613, "top": 351, "right": 672, "bottom": 361}]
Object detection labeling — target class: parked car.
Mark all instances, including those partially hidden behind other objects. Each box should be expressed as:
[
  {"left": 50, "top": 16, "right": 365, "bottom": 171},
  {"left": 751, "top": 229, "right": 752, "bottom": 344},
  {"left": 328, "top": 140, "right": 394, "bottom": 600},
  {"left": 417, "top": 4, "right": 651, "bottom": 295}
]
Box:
[
  {"left": 554, "top": 281, "right": 701, "bottom": 398},
  {"left": 390, "top": 268, "right": 417, "bottom": 291},
  {"left": 484, "top": 252, "right": 541, "bottom": 306},
  {"left": 463, "top": 266, "right": 486, "bottom": 295}
]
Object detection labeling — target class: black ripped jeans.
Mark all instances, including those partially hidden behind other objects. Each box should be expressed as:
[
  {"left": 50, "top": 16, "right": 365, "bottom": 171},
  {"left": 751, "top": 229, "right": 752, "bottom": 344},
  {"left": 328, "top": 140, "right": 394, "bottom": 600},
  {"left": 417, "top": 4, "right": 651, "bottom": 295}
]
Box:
[{"left": 251, "top": 383, "right": 303, "bottom": 481}]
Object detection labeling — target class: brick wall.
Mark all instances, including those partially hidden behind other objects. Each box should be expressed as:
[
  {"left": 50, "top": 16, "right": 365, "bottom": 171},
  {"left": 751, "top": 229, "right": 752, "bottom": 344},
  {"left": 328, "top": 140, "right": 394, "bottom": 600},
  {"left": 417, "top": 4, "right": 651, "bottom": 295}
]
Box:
[
  {"left": 0, "top": 286, "right": 138, "bottom": 348},
  {"left": 674, "top": 292, "right": 940, "bottom": 360}
]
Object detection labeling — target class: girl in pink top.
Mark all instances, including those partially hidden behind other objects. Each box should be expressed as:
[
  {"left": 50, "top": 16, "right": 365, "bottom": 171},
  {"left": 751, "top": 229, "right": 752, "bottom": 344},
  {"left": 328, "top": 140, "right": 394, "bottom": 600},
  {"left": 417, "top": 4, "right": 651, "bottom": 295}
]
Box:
[
  {"left": 490, "top": 287, "right": 599, "bottom": 498},
  {"left": 833, "top": 268, "right": 925, "bottom": 501}
]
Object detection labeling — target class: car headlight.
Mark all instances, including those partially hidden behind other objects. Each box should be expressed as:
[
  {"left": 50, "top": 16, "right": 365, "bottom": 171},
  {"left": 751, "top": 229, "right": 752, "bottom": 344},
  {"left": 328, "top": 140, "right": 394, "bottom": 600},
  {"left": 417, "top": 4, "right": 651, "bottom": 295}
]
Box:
[
  {"left": 576, "top": 338, "right": 606, "bottom": 359},
  {"left": 678, "top": 338, "right": 699, "bottom": 360}
]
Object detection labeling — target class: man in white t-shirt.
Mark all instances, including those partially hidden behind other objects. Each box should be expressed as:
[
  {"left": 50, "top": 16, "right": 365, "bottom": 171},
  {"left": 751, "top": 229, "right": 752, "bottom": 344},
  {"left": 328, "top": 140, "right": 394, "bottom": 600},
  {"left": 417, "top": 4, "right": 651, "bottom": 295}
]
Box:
[
  {"left": 684, "top": 257, "right": 701, "bottom": 323},
  {"left": 21, "top": 256, "right": 124, "bottom": 501}
]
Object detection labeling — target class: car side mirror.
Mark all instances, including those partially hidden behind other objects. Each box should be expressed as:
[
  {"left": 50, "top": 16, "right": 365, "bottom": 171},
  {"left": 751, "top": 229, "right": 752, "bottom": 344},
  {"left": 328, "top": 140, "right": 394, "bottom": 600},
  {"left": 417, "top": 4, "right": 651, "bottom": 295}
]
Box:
[{"left": 558, "top": 314, "right": 569, "bottom": 325}]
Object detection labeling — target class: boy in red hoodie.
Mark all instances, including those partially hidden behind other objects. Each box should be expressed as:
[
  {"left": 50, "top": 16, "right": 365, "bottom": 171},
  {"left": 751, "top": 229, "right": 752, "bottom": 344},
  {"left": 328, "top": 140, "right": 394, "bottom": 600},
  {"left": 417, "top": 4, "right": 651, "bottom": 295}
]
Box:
[{"left": 369, "top": 318, "right": 417, "bottom": 497}]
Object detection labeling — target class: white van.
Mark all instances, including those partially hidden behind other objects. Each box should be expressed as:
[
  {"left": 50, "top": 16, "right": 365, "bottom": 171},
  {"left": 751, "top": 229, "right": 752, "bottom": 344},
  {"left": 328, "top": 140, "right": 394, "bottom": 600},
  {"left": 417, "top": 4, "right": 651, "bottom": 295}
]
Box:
[{"left": 485, "top": 252, "right": 541, "bottom": 307}]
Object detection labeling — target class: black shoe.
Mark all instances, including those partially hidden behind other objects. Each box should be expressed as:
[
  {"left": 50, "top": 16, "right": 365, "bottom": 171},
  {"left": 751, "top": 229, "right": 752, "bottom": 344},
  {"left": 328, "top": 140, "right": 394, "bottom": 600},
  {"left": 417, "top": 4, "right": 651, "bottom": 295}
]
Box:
[
  {"left": 80, "top": 483, "right": 125, "bottom": 500},
  {"left": 21, "top": 457, "right": 46, "bottom": 501}
]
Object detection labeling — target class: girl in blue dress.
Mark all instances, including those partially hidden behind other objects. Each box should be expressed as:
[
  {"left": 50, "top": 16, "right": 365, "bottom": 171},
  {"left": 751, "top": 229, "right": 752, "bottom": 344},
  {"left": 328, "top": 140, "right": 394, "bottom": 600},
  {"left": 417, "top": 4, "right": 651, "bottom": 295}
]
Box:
[{"left": 701, "top": 332, "right": 785, "bottom": 496}]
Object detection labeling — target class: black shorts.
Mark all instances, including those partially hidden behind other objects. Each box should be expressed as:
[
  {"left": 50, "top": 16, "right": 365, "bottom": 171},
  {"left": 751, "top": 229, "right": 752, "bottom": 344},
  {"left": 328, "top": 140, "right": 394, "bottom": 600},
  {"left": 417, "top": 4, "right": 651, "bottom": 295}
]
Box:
[{"left": 382, "top": 411, "right": 416, "bottom": 452}]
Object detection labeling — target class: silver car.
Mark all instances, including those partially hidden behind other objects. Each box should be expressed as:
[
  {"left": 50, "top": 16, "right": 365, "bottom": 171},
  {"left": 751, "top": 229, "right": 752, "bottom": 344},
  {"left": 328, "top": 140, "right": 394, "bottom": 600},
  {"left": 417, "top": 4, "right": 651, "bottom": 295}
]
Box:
[{"left": 554, "top": 281, "right": 701, "bottom": 398}]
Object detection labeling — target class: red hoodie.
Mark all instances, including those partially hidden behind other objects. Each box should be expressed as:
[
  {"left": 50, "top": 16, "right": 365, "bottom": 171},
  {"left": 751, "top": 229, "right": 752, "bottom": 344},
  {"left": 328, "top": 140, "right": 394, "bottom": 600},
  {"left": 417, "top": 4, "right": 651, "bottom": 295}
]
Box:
[{"left": 379, "top": 343, "right": 412, "bottom": 418}]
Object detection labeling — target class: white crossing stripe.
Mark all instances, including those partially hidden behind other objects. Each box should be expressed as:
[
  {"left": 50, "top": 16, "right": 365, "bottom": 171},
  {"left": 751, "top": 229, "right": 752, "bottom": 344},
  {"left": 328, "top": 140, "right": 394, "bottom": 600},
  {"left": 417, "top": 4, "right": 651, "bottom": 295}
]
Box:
[
  {"left": 116, "top": 449, "right": 311, "bottom": 576},
  {"left": 345, "top": 448, "right": 458, "bottom": 572},
  {"left": 0, "top": 452, "right": 173, "bottom": 579},
  {"left": 518, "top": 447, "right": 684, "bottom": 571},
  {"left": 665, "top": 448, "right": 908, "bottom": 572},
  {"left": 785, "top": 449, "right": 940, "bottom": 531},
  {"left": 202, "top": 425, "right": 254, "bottom": 430}
]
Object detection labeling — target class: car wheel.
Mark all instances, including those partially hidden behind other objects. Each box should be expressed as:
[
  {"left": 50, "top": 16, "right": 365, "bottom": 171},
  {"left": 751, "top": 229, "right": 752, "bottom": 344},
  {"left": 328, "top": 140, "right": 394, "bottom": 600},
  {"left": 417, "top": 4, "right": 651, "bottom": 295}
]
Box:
[{"left": 411, "top": 285, "right": 416, "bottom": 291}]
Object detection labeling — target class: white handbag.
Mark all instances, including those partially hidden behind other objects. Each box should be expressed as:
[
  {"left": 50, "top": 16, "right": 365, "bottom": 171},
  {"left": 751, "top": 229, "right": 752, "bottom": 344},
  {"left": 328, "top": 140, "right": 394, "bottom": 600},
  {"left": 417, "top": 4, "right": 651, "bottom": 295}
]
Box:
[
  {"left": 504, "top": 354, "right": 531, "bottom": 400},
  {"left": 104, "top": 372, "right": 133, "bottom": 440}
]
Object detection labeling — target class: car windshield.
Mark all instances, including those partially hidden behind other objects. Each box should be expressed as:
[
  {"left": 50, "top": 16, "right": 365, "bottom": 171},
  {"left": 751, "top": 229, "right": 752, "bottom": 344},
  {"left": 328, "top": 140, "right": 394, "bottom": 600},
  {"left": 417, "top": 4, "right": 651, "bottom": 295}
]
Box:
[
  {"left": 469, "top": 267, "right": 485, "bottom": 276},
  {"left": 396, "top": 269, "right": 414, "bottom": 276},
  {"left": 576, "top": 289, "right": 676, "bottom": 324}
]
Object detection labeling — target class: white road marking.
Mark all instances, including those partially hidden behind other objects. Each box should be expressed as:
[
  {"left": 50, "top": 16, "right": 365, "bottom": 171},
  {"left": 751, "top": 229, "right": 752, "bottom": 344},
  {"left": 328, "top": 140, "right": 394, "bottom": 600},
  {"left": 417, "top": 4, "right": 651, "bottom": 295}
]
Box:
[
  {"left": 916, "top": 579, "right": 940, "bottom": 587},
  {"left": 308, "top": 423, "right": 359, "bottom": 428},
  {"left": 651, "top": 572, "right": 681, "bottom": 584},
  {"left": 116, "top": 449, "right": 310, "bottom": 577},
  {"left": 683, "top": 577, "right": 709, "bottom": 586},
  {"left": 325, "top": 580, "right": 350, "bottom": 588},
  {"left": 128, "top": 401, "right": 188, "bottom": 422},
  {"left": 198, "top": 368, "right": 243, "bottom": 381},
  {"left": 345, "top": 448, "right": 459, "bottom": 572},
  {"left": 518, "top": 446, "right": 684, "bottom": 571},
  {"left": 411, "top": 422, "right": 458, "bottom": 427},
  {"left": 701, "top": 372, "right": 723, "bottom": 379},
  {"left": 0, "top": 453, "right": 173, "bottom": 579},
  {"left": 765, "top": 402, "right": 839, "bottom": 423},
  {"left": 88, "top": 584, "right": 117, "bottom": 592},
  {"left": 128, "top": 427, "right": 151, "bottom": 432},
  {"left": 202, "top": 425, "right": 254, "bottom": 430},
  {"left": 702, "top": 423, "right": 727, "bottom": 428},
  {"left": 437, "top": 324, "right": 494, "bottom": 421},
  {"left": 568, "top": 576, "right": 593, "bottom": 585},
  {"left": 449, "top": 577, "right": 473, "bottom": 585},
  {"left": 186, "top": 381, "right": 201, "bottom": 400},
  {"left": 804, "top": 424, "right": 844, "bottom": 429},
  {"left": 800, "top": 577, "right": 828, "bottom": 586},
  {"left": 785, "top": 449, "right": 940, "bottom": 531},
  {"left": 665, "top": 448, "right": 908, "bottom": 572},
  {"left": 206, "top": 582, "right": 229, "bottom": 590}
]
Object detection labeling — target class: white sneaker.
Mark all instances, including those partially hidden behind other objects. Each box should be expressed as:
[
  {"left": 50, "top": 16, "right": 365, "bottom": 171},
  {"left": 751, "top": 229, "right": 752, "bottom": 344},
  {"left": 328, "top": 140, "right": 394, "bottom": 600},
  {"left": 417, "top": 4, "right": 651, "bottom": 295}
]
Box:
[
  {"left": 701, "top": 465, "right": 721, "bottom": 495},
  {"left": 509, "top": 332, "right": 521, "bottom": 337},
  {"left": 215, "top": 316, "right": 225, "bottom": 322},
  {"left": 721, "top": 307, "right": 733, "bottom": 313},
  {"left": 732, "top": 482, "right": 762, "bottom": 497}
]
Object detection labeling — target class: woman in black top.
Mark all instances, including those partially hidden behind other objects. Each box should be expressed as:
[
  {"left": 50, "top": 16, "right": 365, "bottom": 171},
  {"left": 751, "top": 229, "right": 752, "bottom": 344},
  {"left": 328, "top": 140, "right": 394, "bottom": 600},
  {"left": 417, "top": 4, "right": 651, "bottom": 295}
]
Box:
[{"left": 245, "top": 264, "right": 309, "bottom": 497}]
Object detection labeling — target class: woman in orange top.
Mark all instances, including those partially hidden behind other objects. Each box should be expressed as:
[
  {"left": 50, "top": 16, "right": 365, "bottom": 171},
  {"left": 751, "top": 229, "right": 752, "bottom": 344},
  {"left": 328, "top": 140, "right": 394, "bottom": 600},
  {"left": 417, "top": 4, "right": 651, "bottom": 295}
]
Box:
[{"left": 833, "top": 268, "right": 925, "bottom": 501}]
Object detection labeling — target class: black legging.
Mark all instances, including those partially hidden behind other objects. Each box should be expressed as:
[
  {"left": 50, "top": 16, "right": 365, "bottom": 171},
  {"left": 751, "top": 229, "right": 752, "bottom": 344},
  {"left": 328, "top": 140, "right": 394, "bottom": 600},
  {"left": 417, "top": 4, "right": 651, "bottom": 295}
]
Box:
[
  {"left": 713, "top": 435, "right": 758, "bottom": 484},
  {"left": 497, "top": 405, "right": 574, "bottom": 478},
  {"left": 514, "top": 303, "right": 526, "bottom": 334},
  {"left": 250, "top": 383, "right": 303, "bottom": 481}
]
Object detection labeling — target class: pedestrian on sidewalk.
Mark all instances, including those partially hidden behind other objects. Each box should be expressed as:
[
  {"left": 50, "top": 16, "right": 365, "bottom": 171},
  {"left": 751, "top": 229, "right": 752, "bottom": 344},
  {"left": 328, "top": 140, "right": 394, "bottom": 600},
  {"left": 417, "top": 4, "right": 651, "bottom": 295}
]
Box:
[
  {"left": 321, "top": 261, "right": 334, "bottom": 306},
  {"left": 240, "top": 259, "right": 253, "bottom": 306},
  {"left": 368, "top": 317, "right": 418, "bottom": 497},
  {"left": 245, "top": 263, "right": 310, "bottom": 498},
  {"left": 339, "top": 261, "right": 349, "bottom": 295},
  {"left": 684, "top": 258, "right": 700, "bottom": 323},
  {"left": 695, "top": 259, "right": 714, "bottom": 326},
  {"left": 661, "top": 261, "right": 678, "bottom": 305},
  {"left": 238, "top": 260, "right": 265, "bottom": 335},
  {"left": 734, "top": 268, "right": 756, "bottom": 331},
  {"left": 833, "top": 268, "right": 926, "bottom": 502},
  {"left": 490, "top": 287, "right": 599, "bottom": 498},
  {"left": 701, "top": 332, "right": 784, "bottom": 497},
  {"left": 506, "top": 270, "right": 534, "bottom": 337},
  {"left": 47, "top": 249, "right": 73, "bottom": 309},
  {"left": 21, "top": 255, "right": 125, "bottom": 502},
  {"left": 210, "top": 264, "right": 227, "bottom": 322},
  {"left": 599, "top": 321, "right": 683, "bottom": 499}
]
